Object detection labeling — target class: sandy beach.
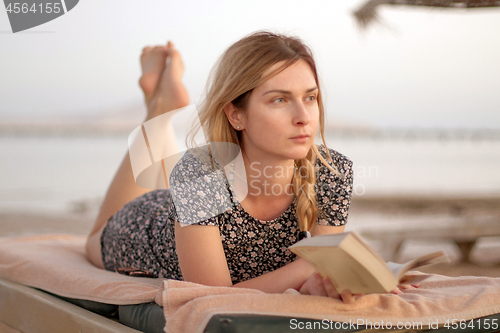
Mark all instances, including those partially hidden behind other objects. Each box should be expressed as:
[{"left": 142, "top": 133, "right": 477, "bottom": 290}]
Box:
[{"left": 2, "top": 195, "right": 499, "bottom": 278}]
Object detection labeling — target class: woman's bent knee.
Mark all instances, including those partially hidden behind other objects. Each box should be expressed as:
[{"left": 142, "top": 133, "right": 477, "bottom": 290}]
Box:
[{"left": 86, "top": 228, "right": 105, "bottom": 269}]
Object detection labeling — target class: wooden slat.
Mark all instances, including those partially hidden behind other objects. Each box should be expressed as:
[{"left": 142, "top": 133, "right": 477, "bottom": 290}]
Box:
[
  {"left": 0, "top": 279, "right": 141, "bottom": 333},
  {"left": 360, "top": 217, "right": 500, "bottom": 261},
  {"left": 0, "top": 321, "right": 23, "bottom": 333}
]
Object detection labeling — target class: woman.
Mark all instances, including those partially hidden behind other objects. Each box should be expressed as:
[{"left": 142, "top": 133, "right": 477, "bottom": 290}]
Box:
[{"left": 86, "top": 32, "right": 402, "bottom": 303}]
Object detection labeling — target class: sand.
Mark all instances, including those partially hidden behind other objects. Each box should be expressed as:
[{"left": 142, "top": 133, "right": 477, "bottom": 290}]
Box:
[{"left": 1, "top": 195, "right": 499, "bottom": 278}]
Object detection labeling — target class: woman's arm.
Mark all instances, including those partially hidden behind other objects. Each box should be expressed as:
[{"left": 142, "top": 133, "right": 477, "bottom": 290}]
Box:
[
  {"left": 175, "top": 222, "right": 233, "bottom": 286},
  {"left": 175, "top": 221, "right": 345, "bottom": 293},
  {"left": 311, "top": 224, "right": 345, "bottom": 237},
  {"left": 236, "top": 225, "right": 346, "bottom": 292},
  {"left": 233, "top": 257, "right": 314, "bottom": 293},
  {"left": 175, "top": 221, "right": 311, "bottom": 292}
]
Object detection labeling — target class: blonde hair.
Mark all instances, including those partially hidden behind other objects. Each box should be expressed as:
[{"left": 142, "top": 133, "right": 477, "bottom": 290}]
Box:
[{"left": 187, "top": 31, "right": 339, "bottom": 232}]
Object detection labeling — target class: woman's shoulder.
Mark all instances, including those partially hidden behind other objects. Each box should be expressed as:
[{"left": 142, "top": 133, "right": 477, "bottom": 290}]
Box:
[
  {"left": 173, "top": 146, "right": 212, "bottom": 168},
  {"left": 169, "top": 146, "right": 218, "bottom": 181},
  {"left": 314, "top": 145, "right": 353, "bottom": 226},
  {"left": 168, "top": 146, "right": 233, "bottom": 226},
  {"left": 315, "top": 144, "right": 353, "bottom": 175}
]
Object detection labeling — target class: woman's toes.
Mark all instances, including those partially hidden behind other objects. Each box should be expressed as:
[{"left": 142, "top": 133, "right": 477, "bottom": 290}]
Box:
[
  {"left": 142, "top": 40, "right": 190, "bottom": 118},
  {"left": 163, "top": 49, "right": 185, "bottom": 82},
  {"left": 139, "top": 43, "right": 170, "bottom": 105},
  {"left": 141, "top": 46, "right": 153, "bottom": 54},
  {"left": 141, "top": 45, "right": 168, "bottom": 72}
]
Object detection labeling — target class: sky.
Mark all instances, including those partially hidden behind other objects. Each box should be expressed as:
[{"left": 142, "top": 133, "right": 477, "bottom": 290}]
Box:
[{"left": 1, "top": 0, "right": 499, "bottom": 129}]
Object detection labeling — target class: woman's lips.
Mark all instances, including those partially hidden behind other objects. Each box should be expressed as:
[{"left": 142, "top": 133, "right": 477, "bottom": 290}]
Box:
[{"left": 290, "top": 134, "right": 310, "bottom": 143}]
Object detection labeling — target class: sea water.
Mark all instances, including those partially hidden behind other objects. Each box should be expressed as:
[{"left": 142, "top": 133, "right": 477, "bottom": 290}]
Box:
[{"left": 0, "top": 135, "right": 499, "bottom": 214}]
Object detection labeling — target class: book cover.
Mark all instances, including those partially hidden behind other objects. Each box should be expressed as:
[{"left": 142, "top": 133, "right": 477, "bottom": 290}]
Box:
[{"left": 289, "top": 231, "right": 447, "bottom": 294}]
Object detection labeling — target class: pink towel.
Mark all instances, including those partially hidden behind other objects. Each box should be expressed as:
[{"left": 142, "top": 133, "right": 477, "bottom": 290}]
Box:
[
  {"left": 1, "top": 234, "right": 500, "bottom": 333},
  {"left": 0, "top": 234, "right": 161, "bottom": 304},
  {"left": 158, "top": 274, "right": 500, "bottom": 332}
]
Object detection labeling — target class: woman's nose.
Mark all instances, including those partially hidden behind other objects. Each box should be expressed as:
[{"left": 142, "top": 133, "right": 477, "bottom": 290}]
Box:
[{"left": 293, "top": 101, "right": 310, "bottom": 126}]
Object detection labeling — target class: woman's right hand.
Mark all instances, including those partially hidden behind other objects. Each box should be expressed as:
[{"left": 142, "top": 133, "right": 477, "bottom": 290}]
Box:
[{"left": 299, "top": 272, "right": 357, "bottom": 304}]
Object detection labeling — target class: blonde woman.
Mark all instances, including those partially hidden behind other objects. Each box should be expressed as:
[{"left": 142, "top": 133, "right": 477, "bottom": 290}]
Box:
[{"left": 86, "top": 32, "right": 367, "bottom": 303}]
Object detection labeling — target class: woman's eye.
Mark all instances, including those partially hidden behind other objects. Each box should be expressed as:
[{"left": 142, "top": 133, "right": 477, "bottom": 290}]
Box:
[
  {"left": 273, "top": 97, "right": 285, "bottom": 103},
  {"left": 306, "top": 95, "right": 316, "bottom": 102}
]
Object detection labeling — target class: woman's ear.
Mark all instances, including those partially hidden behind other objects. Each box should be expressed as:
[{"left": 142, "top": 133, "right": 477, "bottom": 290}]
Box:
[{"left": 223, "top": 103, "right": 244, "bottom": 130}]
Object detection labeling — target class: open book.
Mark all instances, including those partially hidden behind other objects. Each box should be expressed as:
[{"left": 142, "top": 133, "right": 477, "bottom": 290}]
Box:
[{"left": 289, "top": 231, "right": 448, "bottom": 294}]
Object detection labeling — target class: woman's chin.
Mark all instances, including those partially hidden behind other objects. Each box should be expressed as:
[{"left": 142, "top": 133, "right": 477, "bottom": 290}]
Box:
[{"left": 287, "top": 147, "right": 312, "bottom": 160}]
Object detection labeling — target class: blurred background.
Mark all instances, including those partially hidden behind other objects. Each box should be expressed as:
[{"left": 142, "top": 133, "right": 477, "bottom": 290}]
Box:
[{"left": 1, "top": 0, "right": 499, "bottom": 275}]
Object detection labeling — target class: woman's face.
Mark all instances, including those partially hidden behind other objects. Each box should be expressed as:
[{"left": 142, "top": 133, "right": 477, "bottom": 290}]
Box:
[{"left": 238, "top": 59, "right": 320, "bottom": 163}]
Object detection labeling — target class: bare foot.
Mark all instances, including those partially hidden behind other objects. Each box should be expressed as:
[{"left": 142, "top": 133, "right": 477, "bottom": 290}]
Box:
[
  {"left": 139, "top": 44, "right": 168, "bottom": 108},
  {"left": 139, "top": 41, "right": 190, "bottom": 121}
]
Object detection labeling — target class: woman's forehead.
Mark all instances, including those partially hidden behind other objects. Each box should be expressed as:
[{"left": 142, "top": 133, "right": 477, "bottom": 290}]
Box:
[{"left": 256, "top": 60, "right": 317, "bottom": 93}]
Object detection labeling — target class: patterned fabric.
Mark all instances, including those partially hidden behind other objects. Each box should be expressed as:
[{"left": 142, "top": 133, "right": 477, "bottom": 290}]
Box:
[{"left": 101, "top": 145, "right": 353, "bottom": 283}]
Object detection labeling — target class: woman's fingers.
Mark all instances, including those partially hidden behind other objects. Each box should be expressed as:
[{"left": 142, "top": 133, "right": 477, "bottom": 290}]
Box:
[
  {"left": 320, "top": 278, "right": 359, "bottom": 304},
  {"left": 392, "top": 282, "right": 422, "bottom": 294},
  {"left": 301, "top": 273, "right": 328, "bottom": 297},
  {"left": 395, "top": 283, "right": 420, "bottom": 292},
  {"left": 398, "top": 284, "right": 415, "bottom": 290},
  {"left": 391, "top": 287, "right": 403, "bottom": 294},
  {"left": 321, "top": 277, "right": 340, "bottom": 299},
  {"left": 340, "top": 290, "right": 356, "bottom": 304},
  {"left": 312, "top": 273, "right": 329, "bottom": 297},
  {"left": 301, "top": 273, "right": 361, "bottom": 303}
]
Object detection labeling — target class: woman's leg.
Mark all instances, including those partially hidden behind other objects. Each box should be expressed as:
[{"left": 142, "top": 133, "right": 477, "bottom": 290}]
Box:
[{"left": 85, "top": 42, "right": 190, "bottom": 268}]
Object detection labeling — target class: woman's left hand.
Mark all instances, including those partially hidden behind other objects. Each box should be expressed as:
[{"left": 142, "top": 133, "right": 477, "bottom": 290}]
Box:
[
  {"left": 300, "top": 272, "right": 360, "bottom": 303},
  {"left": 391, "top": 283, "right": 421, "bottom": 294}
]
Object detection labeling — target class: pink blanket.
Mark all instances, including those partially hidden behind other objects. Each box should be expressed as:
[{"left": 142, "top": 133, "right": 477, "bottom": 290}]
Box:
[
  {"left": 1, "top": 234, "right": 500, "bottom": 333},
  {"left": 0, "top": 234, "right": 161, "bottom": 304},
  {"left": 159, "top": 276, "right": 500, "bottom": 333}
]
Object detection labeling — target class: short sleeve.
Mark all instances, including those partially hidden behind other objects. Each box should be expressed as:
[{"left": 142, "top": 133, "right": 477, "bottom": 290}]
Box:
[
  {"left": 168, "top": 147, "right": 232, "bottom": 226},
  {"left": 314, "top": 145, "right": 354, "bottom": 226}
]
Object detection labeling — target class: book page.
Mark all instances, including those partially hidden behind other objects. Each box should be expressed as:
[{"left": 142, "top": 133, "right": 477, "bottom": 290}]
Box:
[
  {"left": 390, "top": 251, "right": 448, "bottom": 280},
  {"left": 386, "top": 261, "right": 408, "bottom": 277},
  {"left": 399, "top": 274, "right": 431, "bottom": 285}
]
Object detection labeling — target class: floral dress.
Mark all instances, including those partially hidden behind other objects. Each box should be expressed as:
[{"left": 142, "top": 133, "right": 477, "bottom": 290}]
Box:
[{"left": 101, "top": 145, "right": 353, "bottom": 283}]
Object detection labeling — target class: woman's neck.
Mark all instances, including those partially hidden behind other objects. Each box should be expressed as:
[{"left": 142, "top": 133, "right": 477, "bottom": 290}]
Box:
[
  {"left": 242, "top": 153, "right": 295, "bottom": 200},
  {"left": 232, "top": 154, "right": 294, "bottom": 221}
]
